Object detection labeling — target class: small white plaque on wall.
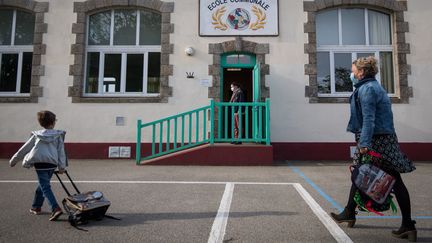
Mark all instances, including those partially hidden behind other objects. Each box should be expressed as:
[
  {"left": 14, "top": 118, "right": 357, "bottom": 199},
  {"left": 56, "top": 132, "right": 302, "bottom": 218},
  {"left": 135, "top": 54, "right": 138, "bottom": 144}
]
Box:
[{"left": 200, "top": 79, "right": 211, "bottom": 87}]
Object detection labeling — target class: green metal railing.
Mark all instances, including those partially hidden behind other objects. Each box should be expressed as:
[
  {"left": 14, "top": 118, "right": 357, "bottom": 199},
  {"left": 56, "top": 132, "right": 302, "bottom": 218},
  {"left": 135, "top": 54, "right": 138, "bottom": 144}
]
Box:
[
  {"left": 215, "top": 99, "right": 270, "bottom": 144},
  {"left": 136, "top": 99, "right": 270, "bottom": 164}
]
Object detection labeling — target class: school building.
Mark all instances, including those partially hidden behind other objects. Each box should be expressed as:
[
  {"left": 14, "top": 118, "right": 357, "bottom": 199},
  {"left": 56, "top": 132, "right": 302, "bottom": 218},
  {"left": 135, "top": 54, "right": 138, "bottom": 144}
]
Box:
[{"left": 0, "top": 0, "right": 431, "bottom": 164}]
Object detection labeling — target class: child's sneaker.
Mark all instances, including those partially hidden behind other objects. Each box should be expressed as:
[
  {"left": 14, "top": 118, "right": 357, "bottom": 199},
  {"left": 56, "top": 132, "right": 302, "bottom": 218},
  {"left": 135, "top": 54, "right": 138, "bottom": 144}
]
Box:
[
  {"left": 29, "top": 208, "right": 41, "bottom": 215},
  {"left": 49, "top": 207, "right": 63, "bottom": 221}
]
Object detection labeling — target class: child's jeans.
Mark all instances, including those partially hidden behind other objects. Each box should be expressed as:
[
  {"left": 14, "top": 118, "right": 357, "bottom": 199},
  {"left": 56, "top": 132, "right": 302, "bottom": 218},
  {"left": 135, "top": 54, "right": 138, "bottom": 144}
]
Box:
[{"left": 32, "top": 169, "right": 59, "bottom": 211}]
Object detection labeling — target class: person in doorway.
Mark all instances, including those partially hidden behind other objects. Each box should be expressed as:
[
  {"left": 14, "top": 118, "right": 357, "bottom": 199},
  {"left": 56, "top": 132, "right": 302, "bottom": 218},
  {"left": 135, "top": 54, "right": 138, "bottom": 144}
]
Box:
[
  {"left": 330, "top": 56, "right": 417, "bottom": 241},
  {"left": 10, "top": 110, "right": 67, "bottom": 221},
  {"left": 230, "top": 82, "right": 245, "bottom": 144}
]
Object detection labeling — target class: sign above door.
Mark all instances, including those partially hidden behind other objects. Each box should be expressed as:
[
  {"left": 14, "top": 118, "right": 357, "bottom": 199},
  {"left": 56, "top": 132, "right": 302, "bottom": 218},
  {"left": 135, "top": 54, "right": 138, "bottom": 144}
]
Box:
[{"left": 199, "top": 0, "right": 279, "bottom": 36}]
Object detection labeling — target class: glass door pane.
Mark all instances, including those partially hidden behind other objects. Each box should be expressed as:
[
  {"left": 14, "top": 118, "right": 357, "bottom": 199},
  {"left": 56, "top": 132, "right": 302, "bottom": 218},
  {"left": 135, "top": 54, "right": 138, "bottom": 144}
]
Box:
[
  {"left": 341, "top": 9, "right": 365, "bottom": 45},
  {"left": 103, "top": 54, "right": 121, "bottom": 93},
  {"left": 357, "top": 53, "right": 374, "bottom": 59},
  {"left": 369, "top": 10, "right": 391, "bottom": 45},
  {"left": 380, "top": 52, "right": 394, "bottom": 93},
  {"left": 0, "top": 10, "right": 13, "bottom": 45},
  {"left": 85, "top": 52, "right": 99, "bottom": 93},
  {"left": 139, "top": 10, "right": 161, "bottom": 45},
  {"left": 15, "top": 11, "right": 35, "bottom": 45},
  {"left": 114, "top": 10, "right": 136, "bottom": 45},
  {"left": 0, "top": 54, "right": 18, "bottom": 91},
  {"left": 126, "top": 54, "right": 143, "bottom": 92},
  {"left": 20, "top": 52, "right": 32, "bottom": 93},
  {"left": 147, "top": 52, "right": 160, "bottom": 93},
  {"left": 334, "top": 53, "right": 352, "bottom": 92},
  {"left": 316, "top": 9, "right": 339, "bottom": 45},
  {"left": 317, "top": 52, "right": 331, "bottom": 94},
  {"left": 88, "top": 11, "right": 111, "bottom": 45}
]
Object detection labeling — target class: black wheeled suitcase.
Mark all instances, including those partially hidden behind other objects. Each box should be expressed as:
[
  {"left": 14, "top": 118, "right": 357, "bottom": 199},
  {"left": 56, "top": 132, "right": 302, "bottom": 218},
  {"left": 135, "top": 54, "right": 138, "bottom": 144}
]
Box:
[{"left": 54, "top": 171, "right": 119, "bottom": 230}]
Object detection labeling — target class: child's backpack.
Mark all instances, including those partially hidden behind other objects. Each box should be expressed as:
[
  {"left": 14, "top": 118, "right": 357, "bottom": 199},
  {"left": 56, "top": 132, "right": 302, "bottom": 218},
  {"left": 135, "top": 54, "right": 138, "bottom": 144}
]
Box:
[{"left": 54, "top": 171, "right": 120, "bottom": 230}]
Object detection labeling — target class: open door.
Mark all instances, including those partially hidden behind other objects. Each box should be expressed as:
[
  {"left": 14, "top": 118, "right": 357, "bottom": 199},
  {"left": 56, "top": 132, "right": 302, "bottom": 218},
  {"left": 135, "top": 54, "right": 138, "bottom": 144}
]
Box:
[{"left": 252, "top": 62, "right": 260, "bottom": 140}]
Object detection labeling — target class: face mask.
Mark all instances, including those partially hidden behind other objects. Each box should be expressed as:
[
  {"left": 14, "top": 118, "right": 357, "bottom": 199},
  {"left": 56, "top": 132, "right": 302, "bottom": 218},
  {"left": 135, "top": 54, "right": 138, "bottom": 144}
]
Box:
[{"left": 350, "top": 72, "right": 359, "bottom": 85}]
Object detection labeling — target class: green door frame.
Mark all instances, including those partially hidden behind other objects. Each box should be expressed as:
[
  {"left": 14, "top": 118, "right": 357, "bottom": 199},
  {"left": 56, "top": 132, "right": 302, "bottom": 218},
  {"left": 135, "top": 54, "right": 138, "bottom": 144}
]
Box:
[
  {"left": 252, "top": 62, "right": 261, "bottom": 139},
  {"left": 220, "top": 52, "right": 257, "bottom": 102},
  {"left": 221, "top": 52, "right": 262, "bottom": 140}
]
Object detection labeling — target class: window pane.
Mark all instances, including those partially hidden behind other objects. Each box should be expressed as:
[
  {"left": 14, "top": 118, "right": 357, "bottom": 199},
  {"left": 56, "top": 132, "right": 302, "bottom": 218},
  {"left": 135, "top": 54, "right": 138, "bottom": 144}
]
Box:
[
  {"left": 0, "top": 54, "right": 18, "bottom": 91},
  {"left": 239, "top": 55, "right": 251, "bottom": 65},
  {"left": 114, "top": 10, "right": 136, "bottom": 45},
  {"left": 357, "top": 53, "right": 374, "bottom": 59},
  {"left": 334, "top": 53, "right": 353, "bottom": 92},
  {"left": 139, "top": 10, "right": 161, "bottom": 45},
  {"left": 369, "top": 10, "right": 391, "bottom": 45},
  {"left": 341, "top": 9, "right": 365, "bottom": 45},
  {"left": 103, "top": 54, "right": 121, "bottom": 93},
  {"left": 0, "top": 10, "right": 13, "bottom": 45},
  {"left": 126, "top": 54, "right": 143, "bottom": 92},
  {"left": 85, "top": 52, "right": 99, "bottom": 93},
  {"left": 316, "top": 9, "right": 339, "bottom": 45},
  {"left": 317, "top": 52, "right": 330, "bottom": 94},
  {"left": 380, "top": 52, "right": 394, "bottom": 93},
  {"left": 20, "top": 52, "right": 32, "bottom": 93},
  {"left": 226, "top": 55, "right": 238, "bottom": 64},
  {"left": 88, "top": 11, "right": 111, "bottom": 45},
  {"left": 147, "top": 52, "right": 160, "bottom": 93},
  {"left": 15, "top": 11, "right": 35, "bottom": 45}
]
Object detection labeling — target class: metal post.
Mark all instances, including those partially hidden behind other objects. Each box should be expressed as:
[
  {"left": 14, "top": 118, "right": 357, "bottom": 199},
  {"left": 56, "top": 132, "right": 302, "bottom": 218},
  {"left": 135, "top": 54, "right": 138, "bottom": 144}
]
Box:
[
  {"left": 210, "top": 100, "right": 215, "bottom": 144},
  {"left": 265, "top": 99, "right": 270, "bottom": 145},
  {"left": 136, "top": 119, "right": 142, "bottom": 165}
]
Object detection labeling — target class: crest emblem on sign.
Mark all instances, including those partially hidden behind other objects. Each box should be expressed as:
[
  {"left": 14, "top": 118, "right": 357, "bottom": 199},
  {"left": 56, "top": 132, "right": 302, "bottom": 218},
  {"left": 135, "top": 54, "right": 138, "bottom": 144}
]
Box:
[{"left": 212, "top": 5, "right": 266, "bottom": 31}]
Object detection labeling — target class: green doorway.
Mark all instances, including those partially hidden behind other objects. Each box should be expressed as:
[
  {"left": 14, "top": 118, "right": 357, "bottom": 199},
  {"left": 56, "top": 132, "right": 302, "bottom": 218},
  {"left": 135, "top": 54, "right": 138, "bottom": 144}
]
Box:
[{"left": 221, "top": 53, "right": 261, "bottom": 140}]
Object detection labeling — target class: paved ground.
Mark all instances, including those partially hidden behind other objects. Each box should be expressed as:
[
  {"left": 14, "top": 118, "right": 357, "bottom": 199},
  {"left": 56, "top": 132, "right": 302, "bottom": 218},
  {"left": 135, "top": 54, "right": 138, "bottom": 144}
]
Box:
[{"left": 0, "top": 159, "right": 431, "bottom": 243}]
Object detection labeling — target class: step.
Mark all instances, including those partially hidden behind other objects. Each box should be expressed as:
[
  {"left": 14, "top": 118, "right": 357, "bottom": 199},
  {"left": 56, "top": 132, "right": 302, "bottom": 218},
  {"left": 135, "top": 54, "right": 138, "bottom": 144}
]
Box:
[{"left": 140, "top": 143, "right": 273, "bottom": 166}]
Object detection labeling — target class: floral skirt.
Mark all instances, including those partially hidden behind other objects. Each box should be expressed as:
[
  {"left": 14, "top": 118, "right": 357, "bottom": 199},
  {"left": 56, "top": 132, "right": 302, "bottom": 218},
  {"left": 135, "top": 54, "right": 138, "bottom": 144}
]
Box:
[{"left": 353, "top": 133, "right": 416, "bottom": 173}]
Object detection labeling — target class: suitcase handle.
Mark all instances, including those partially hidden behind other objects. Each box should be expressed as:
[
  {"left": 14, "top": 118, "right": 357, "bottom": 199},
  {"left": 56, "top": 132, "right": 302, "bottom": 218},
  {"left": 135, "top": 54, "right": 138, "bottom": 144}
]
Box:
[{"left": 54, "top": 170, "right": 81, "bottom": 196}]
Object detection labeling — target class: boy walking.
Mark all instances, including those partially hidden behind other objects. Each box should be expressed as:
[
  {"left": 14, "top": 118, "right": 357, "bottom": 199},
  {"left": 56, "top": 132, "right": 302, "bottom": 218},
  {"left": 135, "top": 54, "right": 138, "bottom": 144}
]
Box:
[{"left": 10, "top": 110, "right": 67, "bottom": 221}]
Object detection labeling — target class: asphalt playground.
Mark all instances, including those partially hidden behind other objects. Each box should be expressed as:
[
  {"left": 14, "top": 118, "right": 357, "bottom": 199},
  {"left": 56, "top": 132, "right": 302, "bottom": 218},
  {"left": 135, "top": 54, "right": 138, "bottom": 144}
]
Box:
[{"left": 0, "top": 159, "right": 431, "bottom": 243}]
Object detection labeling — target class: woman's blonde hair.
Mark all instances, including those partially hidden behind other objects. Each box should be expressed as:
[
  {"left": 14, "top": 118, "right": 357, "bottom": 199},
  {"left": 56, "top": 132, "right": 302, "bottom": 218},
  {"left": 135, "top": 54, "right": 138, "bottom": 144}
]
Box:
[{"left": 352, "top": 56, "right": 378, "bottom": 78}]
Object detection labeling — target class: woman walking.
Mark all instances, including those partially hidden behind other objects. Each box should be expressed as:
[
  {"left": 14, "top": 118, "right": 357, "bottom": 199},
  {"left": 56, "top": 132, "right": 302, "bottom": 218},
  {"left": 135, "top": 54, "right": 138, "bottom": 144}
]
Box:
[{"left": 330, "top": 56, "right": 417, "bottom": 241}]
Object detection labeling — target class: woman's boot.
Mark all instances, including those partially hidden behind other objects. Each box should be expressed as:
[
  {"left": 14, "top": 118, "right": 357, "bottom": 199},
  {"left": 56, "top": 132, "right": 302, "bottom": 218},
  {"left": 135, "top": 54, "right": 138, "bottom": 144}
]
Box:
[
  {"left": 392, "top": 220, "right": 417, "bottom": 242},
  {"left": 330, "top": 207, "right": 356, "bottom": 228}
]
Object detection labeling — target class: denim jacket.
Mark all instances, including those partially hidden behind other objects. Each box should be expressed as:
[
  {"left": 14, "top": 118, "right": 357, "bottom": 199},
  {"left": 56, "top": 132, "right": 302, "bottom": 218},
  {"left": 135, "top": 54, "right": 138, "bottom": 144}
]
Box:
[{"left": 347, "top": 77, "right": 395, "bottom": 149}]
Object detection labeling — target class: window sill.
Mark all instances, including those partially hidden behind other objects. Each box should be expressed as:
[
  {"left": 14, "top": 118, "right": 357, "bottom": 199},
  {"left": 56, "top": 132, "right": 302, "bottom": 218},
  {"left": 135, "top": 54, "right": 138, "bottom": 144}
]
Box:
[
  {"left": 0, "top": 96, "right": 36, "bottom": 103},
  {"left": 309, "top": 96, "right": 407, "bottom": 104},
  {"left": 71, "top": 96, "right": 166, "bottom": 103}
]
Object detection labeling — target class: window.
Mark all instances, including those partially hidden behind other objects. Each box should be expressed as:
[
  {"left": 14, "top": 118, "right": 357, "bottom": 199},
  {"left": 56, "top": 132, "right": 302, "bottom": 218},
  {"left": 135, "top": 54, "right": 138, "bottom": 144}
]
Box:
[
  {"left": 316, "top": 8, "right": 394, "bottom": 96},
  {"left": 0, "top": 9, "right": 34, "bottom": 96},
  {"left": 85, "top": 9, "right": 161, "bottom": 96}
]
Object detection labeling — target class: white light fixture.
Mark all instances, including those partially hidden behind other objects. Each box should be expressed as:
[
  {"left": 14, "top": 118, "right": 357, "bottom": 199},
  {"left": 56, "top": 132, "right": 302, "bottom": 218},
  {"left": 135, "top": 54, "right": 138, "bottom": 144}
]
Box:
[{"left": 184, "top": 47, "right": 195, "bottom": 56}]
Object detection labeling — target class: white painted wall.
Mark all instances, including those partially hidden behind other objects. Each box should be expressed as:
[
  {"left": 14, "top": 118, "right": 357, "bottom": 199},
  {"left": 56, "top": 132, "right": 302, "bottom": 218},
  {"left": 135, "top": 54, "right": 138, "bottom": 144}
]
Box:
[{"left": 0, "top": 0, "right": 431, "bottom": 144}]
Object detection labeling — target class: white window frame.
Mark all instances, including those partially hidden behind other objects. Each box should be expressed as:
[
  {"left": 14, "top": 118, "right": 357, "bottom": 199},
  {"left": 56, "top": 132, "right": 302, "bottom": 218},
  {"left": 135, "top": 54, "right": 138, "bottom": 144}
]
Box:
[
  {"left": 0, "top": 10, "right": 33, "bottom": 97},
  {"left": 317, "top": 8, "right": 396, "bottom": 98},
  {"left": 84, "top": 9, "right": 162, "bottom": 97}
]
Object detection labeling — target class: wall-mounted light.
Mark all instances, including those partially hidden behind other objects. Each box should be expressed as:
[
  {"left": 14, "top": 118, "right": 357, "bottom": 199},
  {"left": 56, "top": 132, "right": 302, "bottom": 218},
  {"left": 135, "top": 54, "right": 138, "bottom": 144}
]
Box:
[{"left": 185, "top": 47, "right": 195, "bottom": 56}]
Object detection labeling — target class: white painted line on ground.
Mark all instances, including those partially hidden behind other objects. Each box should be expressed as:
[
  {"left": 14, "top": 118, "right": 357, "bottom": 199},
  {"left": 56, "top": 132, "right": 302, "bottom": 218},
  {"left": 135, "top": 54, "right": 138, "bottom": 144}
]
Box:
[
  {"left": 0, "top": 180, "right": 296, "bottom": 185},
  {"left": 2, "top": 179, "right": 352, "bottom": 241},
  {"left": 208, "top": 183, "right": 234, "bottom": 243},
  {"left": 293, "top": 183, "right": 353, "bottom": 243}
]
